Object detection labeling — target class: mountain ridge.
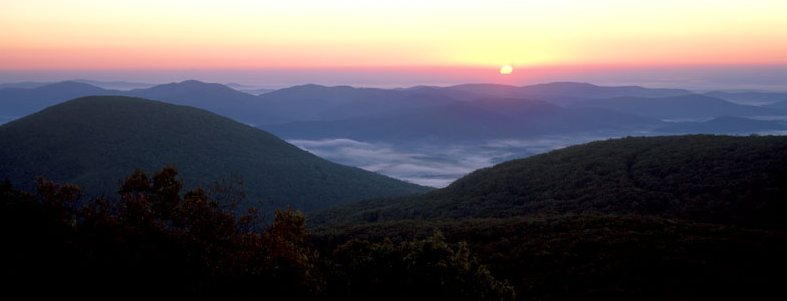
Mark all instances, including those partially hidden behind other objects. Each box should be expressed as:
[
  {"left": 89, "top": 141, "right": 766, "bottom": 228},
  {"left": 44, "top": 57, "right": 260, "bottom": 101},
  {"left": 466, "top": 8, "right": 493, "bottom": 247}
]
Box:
[
  {"left": 313, "top": 135, "right": 787, "bottom": 229},
  {"left": 0, "top": 96, "right": 430, "bottom": 212}
]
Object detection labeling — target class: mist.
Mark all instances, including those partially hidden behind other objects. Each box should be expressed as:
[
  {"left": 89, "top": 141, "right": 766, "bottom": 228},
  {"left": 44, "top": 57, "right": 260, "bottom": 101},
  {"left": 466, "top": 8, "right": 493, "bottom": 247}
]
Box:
[{"left": 289, "top": 135, "right": 617, "bottom": 187}]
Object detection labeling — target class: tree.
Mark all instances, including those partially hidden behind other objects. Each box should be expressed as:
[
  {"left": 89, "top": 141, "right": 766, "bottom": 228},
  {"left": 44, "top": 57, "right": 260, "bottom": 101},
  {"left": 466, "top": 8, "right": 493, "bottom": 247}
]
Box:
[
  {"left": 329, "top": 231, "right": 516, "bottom": 301},
  {"left": 261, "top": 207, "right": 323, "bottom": 297}
]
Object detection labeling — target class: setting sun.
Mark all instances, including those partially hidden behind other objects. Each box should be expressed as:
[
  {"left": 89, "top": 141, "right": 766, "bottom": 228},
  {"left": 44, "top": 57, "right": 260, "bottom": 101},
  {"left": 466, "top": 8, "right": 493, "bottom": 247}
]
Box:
[{"left": 499, "top": 65, "right": 513, "bottom": 75}]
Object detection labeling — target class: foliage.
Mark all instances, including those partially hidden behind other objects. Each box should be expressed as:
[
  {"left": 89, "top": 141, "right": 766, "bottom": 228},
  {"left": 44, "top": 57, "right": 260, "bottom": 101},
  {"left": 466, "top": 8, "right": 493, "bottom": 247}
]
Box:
[
  {"left": 0, "top": 167, "right": 506, "bottom": 300},
  {"left": 313, "top": 215, "right": 787, "bottom": 300},
  {"left": 314, "top": 135, "right": 787, "bottom": 229},
  {"left": 305, "top": 135, "right": 787, "bottom": 300},
  {"left": 5, "top": 135, "right": 787, "bottom": 300},
  {"left": 326, "top": 232, "right": 515, "bottom": 301}
]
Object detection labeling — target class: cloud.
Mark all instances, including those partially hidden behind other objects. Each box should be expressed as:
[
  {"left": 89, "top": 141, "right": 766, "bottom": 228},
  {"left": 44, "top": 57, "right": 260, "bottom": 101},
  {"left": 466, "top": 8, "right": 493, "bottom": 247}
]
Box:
[
  {"left": 288, "top": 138, "right": 490, "bottom": 187},
  {"left": 483, "top": 135, "right": 609, "bottom": 151},
  {"left": 397, "top": 177, "right": 456, "bottom": 189},
  {"left": 287, "top": 135, "right": 623, "bottom": 188},
  {"left": 290, "top": 138, "right": 372, "bottom": 148}
]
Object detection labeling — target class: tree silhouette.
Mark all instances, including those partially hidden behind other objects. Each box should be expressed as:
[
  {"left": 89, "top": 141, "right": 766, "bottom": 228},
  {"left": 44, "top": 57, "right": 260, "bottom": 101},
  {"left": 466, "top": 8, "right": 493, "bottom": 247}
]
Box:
[{"left": 1, "top": 167, "right": 516, "bottom": 300}]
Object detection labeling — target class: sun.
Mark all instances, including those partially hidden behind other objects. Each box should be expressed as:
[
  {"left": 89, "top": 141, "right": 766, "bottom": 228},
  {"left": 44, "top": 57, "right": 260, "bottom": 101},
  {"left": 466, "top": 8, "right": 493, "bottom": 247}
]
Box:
[{"left": 499, "top": 65, "right": 513, "bottom": 75}]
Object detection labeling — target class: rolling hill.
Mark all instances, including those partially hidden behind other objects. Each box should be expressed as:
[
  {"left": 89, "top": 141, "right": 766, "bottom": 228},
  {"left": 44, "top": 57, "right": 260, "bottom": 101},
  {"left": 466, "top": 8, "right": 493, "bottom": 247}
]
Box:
[
  {"left": 265, "top": 98, "right": 662, "bottom": 142},
  {"left": 3, "top": 81, "right": 785, "bottom": 141},
  {"left": 125, "top": 80, "right": 285, "bottom": 125},
  {"left": 0, "top": 81, "right": 114, "bottom": 118},
  {"left": 444, "top": 82, "right": 692, "bottom": 99},
  {"left": 705, "top": 91, "right": 787, "bottom": 106},
  {"left": 312, "top": 134, "right": 787, "bottom": 300},
  {"left": 570, "top": 94, "right": 785, "bottom": 120},
  {"left": 255, "top": 84, "right": 456, "bottom": 123},
  {"left": 765, "top": 100, "right": 787, "bottom": 110},
  {"left": 441, "top": 82, "right": 693, "bottom": 106},
  {"left": 656, "top": 116, "right": 787, "bottom": 134},
  {"left": 313, "top": 135, "right": 787, "bottom": 229},
  {"left": 0, "top": 80, "right": 282, "bottom": 126},
  {"left": 0, "top": 96, "right": 429, "bottom": 212}
]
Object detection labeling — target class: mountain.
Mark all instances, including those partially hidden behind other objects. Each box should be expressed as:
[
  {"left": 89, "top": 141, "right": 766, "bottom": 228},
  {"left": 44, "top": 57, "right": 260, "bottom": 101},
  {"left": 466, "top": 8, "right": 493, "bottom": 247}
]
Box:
[
  {"left": 706, "top": 91, "right": 787, "bottom": 106},
  {"left": 446, "top": 82, "right": 693, "bottom": 99},
  {"left": 0, "top": 81, "right": 54, "bottom": 89},
  {"left": 518, "top": 82, "right": 693, "bottom": 98},
  {"left": 765, "top": 100, "right": 787, "bottom": 110},
  {"left": 473, "top": 97, "right": 662, "bottom": 131},
  {"left": 0, "top": 79, "right": 157, "bottom": 91},
  {"left": 313, "top": 135, "right": 787, "bottom": 229},
  {"left": 125, "top": 80, "right": 284, "bottom": 125},
  {"left": 0, "top": 80, "right": 284, "bottom": 126},
  {"left": 656, "top": 116, "right": 787, "bottom": 134},
  {"left": 0, "top": 96, "right": 429, "bottom": 212},
  {"left": 437, "top": 84, "right": 523, "bottom": 100},
  {"left": 4, "top": 80, "right": 784, "bottom": 136},
  {"left": 0, "top": 81, "right": 113, "bottom": 118},
  {"left": 312, "top": 134, "right": 787, "bottom": 300},
  {"left": 73, "top": 79, "right": 157, "bottom": 90},
  {"left": 256, "top": 84, "right": 455, "bottom": 123},
  {"left": 570, "top": 94, "right": 785, "bottom": 120},
  {"left": 442, "top": 82, "right": 693, "bottom": 106},
  {"left": 265, "top": 98, "right": 662, "bottom": 142}
]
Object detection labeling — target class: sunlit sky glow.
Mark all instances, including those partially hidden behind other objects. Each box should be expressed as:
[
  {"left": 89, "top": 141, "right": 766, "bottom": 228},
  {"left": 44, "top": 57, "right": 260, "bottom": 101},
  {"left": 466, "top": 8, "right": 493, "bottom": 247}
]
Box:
[{"left": 1, "top": 0, "right": 786, "bottom": 87}]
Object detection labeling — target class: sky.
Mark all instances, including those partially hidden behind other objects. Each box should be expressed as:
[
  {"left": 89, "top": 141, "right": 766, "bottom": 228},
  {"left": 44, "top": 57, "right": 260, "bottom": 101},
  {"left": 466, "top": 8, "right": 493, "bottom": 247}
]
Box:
[{"left": 2, "top": 0, "right": 787, "bottom": 88}]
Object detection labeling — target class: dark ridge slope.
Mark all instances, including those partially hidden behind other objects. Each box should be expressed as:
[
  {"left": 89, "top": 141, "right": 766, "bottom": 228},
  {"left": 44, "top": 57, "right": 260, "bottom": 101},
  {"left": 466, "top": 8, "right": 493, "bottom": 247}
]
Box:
[
  {"left": 0, "top": 96, "right": 429, "bottom": 212},
  {"left": 314, "top": 135, "right": 787, "bottom": 228}
]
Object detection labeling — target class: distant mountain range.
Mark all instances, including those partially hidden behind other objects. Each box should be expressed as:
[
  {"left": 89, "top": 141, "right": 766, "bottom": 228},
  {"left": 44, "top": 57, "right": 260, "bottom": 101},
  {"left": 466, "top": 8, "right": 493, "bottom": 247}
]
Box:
[
  {"left": 568, "top": 94, "right": 783, "bottom": 120},
  {"left": 0, "top": 81, "right": 116, "bottom": 118},
  {"left": 766, "top": 100, "right": 787, "bottom": 110},
  {"left": 0, "top": 80, "right": 285, "bottom": 125},
  {"left": 448, "top": 82, "right": 692, "bottom": 100},
  {"left": 3, "top": 81, "right": 787, "bottom": 300},
  {"left": 656, "top": 116, "right": 787, "bottom": 134},
  {"left": 266, "top": 98, "right": 661, "bottom": 142},
  {"left": 0, "top": 79, "right": 158, "bottom": 90},
  {"left": 2, "top": 80, "right": 786, "bottom": 139},
  {"left": 705, "top": 91, "right": 787, "bottom": 106},
  {"left": 0, "top": 96, "right": 429, "bottom": 212},
  {"left": 125, "top": 80, "right": 286, "bottom": 125}
]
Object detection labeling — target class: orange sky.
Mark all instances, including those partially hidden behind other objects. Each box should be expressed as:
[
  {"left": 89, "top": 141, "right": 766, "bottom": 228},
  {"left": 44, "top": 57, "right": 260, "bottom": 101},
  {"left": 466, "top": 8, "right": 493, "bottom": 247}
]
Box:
[{"left": 1, "top": 0, "right": 786, "bottom": 71}]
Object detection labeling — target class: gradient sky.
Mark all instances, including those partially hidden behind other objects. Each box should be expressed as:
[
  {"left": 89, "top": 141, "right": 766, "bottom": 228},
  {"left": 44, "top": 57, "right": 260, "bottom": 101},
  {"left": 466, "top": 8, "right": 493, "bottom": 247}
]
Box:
[{"left": 2, "top": 0, "right": 787, "bottom": 87}]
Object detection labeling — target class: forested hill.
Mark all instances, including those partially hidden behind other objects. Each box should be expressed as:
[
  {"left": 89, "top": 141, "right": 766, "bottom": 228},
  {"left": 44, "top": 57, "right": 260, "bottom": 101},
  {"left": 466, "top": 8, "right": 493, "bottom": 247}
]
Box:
[
  {"left": 0, "top": 96, "right": 429, "bottom": 212},
  {"left": 314, "top": 135, "right": 787, "bottom": 228}
]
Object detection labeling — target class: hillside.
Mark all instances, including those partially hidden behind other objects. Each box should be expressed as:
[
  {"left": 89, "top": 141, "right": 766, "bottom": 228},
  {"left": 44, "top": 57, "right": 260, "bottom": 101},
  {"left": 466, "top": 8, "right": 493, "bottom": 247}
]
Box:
[
  {"left": 766, "top": 100, "right": 787, "bottom": 110},
  {"left": 0, "top": 80, "right": 283, "bottom": 126},
  {"left": 570, "top": 94, "right": 785, "bottom": 119},
  {"left": 125, "top": 80, "right": 285, "bottom": 125},
  {"left": 312, "top": 214, "right": 787, "bottom": 300},
  {"left": 266, "top": 98, "right": 661, "bottom": 142},
  {"left": 656, "top": 116, "right": 787, "bottom": 134},
  {"left": 256, "top": 84, "right": 455, "bottom": 123},
  {"left": 311, "top": 134, "right": 787, "bottom": 299},
  {"left": 445, "top": 82, "right": 692, "bottom": 100},
  {"left": 0, "top": 81, "right": 113, "bottom": 118},
  {"left": 313, "top": 135, "right": 787, "bottom": 228},
  {"left": 706, "top": 91, "right": 787, "bottom": 105},
  {"left": 0, "top": 96, "right": 429, "bottom": 212}
]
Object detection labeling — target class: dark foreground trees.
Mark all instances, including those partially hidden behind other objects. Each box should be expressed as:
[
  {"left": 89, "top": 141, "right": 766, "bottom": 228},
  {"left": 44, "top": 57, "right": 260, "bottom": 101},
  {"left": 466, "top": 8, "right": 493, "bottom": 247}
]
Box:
[
  {"left": 328, "top": 233, "right": 515, "bottom": 301},
  {"left": 0, "top": 167, "right": 513, "bottom": 301}
]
